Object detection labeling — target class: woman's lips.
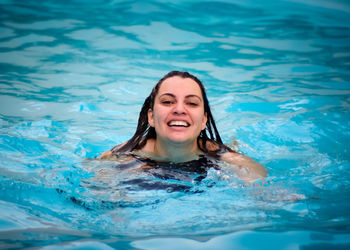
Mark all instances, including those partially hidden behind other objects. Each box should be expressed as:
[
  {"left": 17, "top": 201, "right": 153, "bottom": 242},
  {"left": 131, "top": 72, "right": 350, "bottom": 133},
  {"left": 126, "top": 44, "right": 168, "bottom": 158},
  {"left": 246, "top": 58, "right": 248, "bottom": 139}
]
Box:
[{"left": 167, "top": 120, "right": 190, "bottom": 127}]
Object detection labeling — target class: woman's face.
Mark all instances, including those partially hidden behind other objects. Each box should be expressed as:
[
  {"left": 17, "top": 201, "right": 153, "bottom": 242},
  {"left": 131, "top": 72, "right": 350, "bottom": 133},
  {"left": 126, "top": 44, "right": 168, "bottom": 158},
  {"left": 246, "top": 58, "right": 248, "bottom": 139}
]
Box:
[{"left": 148, "top": 76, "right": 207, "bottom": 145}]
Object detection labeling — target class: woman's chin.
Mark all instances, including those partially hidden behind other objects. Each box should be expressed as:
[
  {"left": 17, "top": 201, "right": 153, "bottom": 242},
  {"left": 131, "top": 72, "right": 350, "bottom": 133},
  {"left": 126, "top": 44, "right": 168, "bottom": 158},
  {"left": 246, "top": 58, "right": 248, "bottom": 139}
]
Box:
[
  {"left": 166, "top": 136, "right": 196, "bottom": 144},
  {"left": 159, "top": 129, "right": 200, "bottom": 144}
]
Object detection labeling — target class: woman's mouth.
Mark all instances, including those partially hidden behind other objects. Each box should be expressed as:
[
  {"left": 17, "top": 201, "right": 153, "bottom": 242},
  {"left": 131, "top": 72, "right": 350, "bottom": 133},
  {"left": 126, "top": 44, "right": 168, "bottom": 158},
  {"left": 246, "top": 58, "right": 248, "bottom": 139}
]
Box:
[{"left": 168, "top": 120, "right": 190, "bottom": 127}]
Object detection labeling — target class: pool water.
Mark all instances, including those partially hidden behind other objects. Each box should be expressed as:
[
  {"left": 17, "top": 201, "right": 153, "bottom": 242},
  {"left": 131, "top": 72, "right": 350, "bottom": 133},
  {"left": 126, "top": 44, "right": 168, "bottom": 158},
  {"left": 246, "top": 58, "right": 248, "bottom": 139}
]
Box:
[{"left": 1, "top": 0, "right": 350, "bottom": 249}]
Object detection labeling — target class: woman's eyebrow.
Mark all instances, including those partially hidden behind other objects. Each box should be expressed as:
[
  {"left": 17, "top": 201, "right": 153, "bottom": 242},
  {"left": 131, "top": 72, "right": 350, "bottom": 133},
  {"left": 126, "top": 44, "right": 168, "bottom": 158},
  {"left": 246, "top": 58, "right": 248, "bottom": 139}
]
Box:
[
  {"left": 159, "top": 93, "right": 175, "bottom": 98},
  {"left": 185, "top": 95, "right": 202, "bottom": 101},
  {"left": 159, "top": 93, "right": 202, "bottom": 102}
]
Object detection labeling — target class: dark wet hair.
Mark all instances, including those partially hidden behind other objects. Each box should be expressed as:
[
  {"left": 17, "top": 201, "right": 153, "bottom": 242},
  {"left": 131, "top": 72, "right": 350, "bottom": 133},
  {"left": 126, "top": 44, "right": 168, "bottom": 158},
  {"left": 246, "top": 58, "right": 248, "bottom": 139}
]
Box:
[{"left": 113, "top": 71, "right": 233, "bottom": 157}]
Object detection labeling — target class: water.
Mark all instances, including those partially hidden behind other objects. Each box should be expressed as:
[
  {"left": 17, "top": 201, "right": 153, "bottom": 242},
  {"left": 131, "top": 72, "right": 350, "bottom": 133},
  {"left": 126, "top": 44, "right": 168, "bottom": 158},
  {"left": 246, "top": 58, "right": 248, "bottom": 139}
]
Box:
[{"left": 1, "top": 0, "right": 350, "bottom": 249}]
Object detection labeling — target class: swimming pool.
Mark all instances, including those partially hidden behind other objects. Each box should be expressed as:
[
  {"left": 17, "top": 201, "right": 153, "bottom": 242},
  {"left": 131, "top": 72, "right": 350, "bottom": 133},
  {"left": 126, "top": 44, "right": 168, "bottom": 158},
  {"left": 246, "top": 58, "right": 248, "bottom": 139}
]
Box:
[{"left": 1, "top": 0, "right": 350, "bottom": 248}]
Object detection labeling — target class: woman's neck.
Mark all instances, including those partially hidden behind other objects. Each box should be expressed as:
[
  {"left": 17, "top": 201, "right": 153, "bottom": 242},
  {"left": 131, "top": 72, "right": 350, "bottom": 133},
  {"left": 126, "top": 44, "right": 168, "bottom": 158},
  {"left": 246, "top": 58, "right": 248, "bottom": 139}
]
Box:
[{"left": 142, "top": 138, "right": 201, "bottom": 163}]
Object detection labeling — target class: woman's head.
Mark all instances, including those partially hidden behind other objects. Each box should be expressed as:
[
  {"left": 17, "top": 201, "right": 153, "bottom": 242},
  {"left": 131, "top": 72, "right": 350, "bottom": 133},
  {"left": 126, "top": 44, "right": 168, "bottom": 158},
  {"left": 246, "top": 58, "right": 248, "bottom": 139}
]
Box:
[
  {"left": 115, "top": 71, "right": 229, "bottom": 156},
  {"left": 148, "top": 71, "right": 208, "bottom": 111},
  {"left": 148, "top": 74, "right": 208, "bottom": 145}
]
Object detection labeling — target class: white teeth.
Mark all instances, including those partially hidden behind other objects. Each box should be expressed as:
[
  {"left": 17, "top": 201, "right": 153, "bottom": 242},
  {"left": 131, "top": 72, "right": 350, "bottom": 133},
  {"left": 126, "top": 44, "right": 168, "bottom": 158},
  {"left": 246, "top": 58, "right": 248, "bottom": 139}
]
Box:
[{"left": 169, "top": 121, "right": 189, "bottom": 127}]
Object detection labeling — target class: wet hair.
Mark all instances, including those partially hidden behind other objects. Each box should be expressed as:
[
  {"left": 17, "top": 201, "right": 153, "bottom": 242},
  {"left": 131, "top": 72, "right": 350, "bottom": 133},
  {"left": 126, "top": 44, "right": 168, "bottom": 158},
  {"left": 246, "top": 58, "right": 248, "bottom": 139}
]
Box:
[{"left": 113, "top": 71, "right": 233, "bottom": 157}]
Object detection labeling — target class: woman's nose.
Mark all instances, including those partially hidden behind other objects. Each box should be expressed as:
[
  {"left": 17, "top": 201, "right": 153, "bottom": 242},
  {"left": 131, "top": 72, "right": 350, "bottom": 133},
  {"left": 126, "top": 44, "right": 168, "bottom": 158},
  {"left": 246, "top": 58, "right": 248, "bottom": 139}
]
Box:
[{"left": 173, "top": 102, "right": 186, "bottom": 114}]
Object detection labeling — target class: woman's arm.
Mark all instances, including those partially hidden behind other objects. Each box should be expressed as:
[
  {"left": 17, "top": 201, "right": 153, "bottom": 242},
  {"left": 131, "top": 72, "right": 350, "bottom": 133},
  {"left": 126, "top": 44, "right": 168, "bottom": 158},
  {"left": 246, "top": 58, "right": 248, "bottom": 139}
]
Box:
[{"left": 220, "top": 152, "right": 267, "bottom": 182}]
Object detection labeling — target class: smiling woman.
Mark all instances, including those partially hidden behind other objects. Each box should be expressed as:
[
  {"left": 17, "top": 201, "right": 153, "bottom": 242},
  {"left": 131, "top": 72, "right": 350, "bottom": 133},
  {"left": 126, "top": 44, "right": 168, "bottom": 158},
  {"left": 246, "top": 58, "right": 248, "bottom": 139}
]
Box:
[{"left": 99, "top": 71, "right": 267, "bottom": 182}]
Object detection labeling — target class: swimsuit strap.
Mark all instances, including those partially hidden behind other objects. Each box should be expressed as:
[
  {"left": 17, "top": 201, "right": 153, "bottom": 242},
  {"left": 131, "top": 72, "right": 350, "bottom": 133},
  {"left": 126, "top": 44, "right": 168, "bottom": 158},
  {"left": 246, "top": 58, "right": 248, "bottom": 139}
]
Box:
[{"left": 130, "top": 153, "right": 219, "bottom": 174}]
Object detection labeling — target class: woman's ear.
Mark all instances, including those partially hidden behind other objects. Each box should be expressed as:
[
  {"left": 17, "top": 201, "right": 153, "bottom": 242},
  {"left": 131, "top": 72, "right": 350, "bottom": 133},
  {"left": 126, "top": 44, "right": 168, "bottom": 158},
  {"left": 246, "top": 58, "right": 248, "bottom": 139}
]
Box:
[
  {"left": 201, "top": 112, "right": 208, "bottom": 130},
  {"left": 148, "top": 109, "right": 154, "bottom": 127}
]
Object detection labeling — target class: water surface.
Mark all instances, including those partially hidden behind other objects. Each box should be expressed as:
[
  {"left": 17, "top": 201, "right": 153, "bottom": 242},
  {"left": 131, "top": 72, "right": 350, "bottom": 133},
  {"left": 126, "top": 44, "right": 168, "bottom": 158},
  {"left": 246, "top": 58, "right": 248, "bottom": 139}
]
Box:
[{"left": 1, "top": 0, "right": 350, "bottom": 249}]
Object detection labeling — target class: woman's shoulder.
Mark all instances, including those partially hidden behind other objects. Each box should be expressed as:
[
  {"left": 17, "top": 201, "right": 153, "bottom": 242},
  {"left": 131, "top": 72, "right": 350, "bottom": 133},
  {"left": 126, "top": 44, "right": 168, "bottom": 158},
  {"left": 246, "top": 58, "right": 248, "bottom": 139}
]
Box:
[
  {"left": 200, "top": 139, "right": 267, "bottom": 181},
  {"left": 98, "top": 150, "right": 112, "bottom": 159},
  {"left": 98, "top": 141, "right": 128, "bottom": 159},
  {"left": 199, "top": 139, "right": 232, "bottom": 154},
  {"left": 220, "top": 151, "right": 268, "bottom": 181}
]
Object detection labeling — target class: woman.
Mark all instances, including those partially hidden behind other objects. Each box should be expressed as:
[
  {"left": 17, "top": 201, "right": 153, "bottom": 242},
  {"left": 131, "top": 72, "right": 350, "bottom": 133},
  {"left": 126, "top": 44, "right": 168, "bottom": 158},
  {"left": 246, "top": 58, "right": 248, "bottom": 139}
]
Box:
[{"left": 99, "top": 71, "right": 267, "bottom": 182}]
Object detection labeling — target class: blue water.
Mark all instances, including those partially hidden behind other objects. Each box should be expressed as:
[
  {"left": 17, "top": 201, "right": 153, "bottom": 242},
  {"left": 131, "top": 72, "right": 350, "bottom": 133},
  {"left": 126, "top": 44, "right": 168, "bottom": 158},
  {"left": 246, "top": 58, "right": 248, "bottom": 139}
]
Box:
[{"left": 1, "top": 0, "right": 350, "bottom": 249}]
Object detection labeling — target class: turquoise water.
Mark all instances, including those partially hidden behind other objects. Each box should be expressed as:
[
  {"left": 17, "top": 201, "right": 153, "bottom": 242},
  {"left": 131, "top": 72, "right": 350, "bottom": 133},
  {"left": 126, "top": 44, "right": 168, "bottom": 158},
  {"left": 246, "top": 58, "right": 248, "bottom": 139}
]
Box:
[{"left": 1, "top": 0, "right": 350, "bottom": 249}]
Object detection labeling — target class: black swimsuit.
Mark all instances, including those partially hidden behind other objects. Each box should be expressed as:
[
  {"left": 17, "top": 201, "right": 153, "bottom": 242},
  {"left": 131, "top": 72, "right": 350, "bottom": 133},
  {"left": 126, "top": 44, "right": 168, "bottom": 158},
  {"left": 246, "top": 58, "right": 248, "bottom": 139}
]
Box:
[{"left": 118, "top": 154, "right": 220, "bottom": 192}]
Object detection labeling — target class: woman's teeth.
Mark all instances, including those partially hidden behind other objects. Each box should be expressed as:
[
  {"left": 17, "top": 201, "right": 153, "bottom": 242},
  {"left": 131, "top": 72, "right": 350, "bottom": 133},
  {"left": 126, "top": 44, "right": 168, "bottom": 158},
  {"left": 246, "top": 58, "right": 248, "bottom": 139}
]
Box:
[{"left": 168, "top": 121, "right": 189, "bottom": 127}]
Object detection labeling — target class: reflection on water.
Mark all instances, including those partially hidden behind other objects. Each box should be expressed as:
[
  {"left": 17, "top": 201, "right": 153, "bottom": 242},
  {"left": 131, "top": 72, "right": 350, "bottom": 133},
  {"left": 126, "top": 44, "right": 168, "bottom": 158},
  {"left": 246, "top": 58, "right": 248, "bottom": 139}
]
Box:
[{"left": 0, "top": 0, "right": 350, "bottom": 248}]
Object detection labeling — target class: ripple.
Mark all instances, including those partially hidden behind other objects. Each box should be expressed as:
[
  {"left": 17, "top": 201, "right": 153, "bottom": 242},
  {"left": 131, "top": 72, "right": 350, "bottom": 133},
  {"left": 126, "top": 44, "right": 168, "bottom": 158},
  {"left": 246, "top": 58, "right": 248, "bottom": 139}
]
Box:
[
  {"left": 216, "top": 36, "right": 321, "bottom": 52},
  {"left": 0, "top": 34, "right": 55, "bottom": 48},
  {"left": 113, "top": 22, "right": 210, "bottom": 50},
  {"left": 65, "top": 28, "right": 141, "bottom": 50},
  {"left": 4, "top": 19, "right": 83, "bottom": 30}
]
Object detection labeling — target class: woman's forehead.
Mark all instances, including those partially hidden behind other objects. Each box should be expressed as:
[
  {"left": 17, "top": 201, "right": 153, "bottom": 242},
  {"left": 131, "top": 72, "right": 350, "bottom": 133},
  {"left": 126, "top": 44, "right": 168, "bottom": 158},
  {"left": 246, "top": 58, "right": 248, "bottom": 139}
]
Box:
[{"left": 157, "top": 76, "right": 202, "bottom": 96}]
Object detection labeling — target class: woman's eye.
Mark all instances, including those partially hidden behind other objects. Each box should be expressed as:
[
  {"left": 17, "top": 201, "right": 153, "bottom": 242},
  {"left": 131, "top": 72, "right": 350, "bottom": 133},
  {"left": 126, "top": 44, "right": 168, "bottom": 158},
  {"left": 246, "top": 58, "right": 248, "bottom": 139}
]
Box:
[
  {"left": 161, "top": 100, "right": 173, "bottom": 105},
  {"left": 188, "top": 102, "right": 199, "bottom": 106}
]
